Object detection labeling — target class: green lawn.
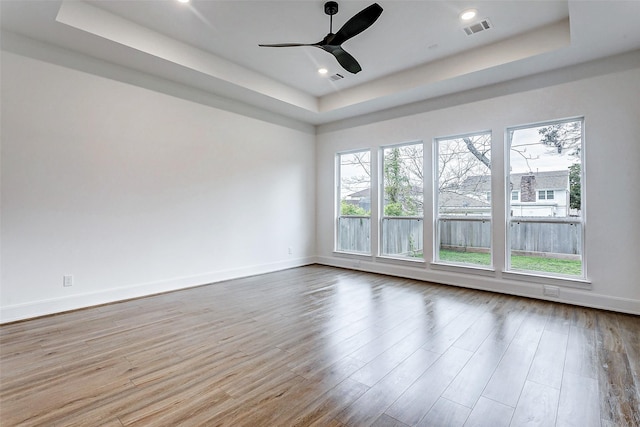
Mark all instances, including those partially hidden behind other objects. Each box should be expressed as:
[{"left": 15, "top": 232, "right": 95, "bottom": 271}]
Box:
[
  {"left": 438, "top": 250, "right": 491, "bottom": 266},
  {"left": 438, "top": 249, "right": 582, "bottom": 276}
]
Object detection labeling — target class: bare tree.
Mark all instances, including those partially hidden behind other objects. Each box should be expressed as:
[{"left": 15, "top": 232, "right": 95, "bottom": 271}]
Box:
[
  {"left": 340, "top": 152, "right": 371, "bottom": 195},
  {"left": 538, "top": 121, "right": 581, "bottom": 155},
  {"left": 438, "top": 133, "right": 491, "bottom": 195}
]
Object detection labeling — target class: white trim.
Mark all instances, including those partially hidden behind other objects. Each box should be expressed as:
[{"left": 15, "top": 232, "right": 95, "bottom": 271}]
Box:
[
  {"left": 376, "top": 255, "right": 426, "bottom": 265},
  {"left": 502, "top": 270, "right": 591, "bottom": 289},
  {"left": 430, "top": 262, "right": 496, "bottom": 276},
  {"left": 0, "top": 257, "right": 315, "bottom": 324},
  {"left": 333, "top": 250, "right": 374, "bottom": 260}
]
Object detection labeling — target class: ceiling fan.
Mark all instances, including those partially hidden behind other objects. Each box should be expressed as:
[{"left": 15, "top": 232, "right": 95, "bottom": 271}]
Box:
[{"left": 259, "top": 2, "right": 383, "bottom": 74}]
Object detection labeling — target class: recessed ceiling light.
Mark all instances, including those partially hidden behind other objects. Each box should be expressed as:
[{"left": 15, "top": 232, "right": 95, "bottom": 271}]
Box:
[
  {"left": 318, "top": 68, "right": 329, "bottom": 75},
  {"left": 177, "top": 0, "right": 190, "bottom": 3},
  {"left": 460, "top": 9, "right": 477, "bottom": 21}
]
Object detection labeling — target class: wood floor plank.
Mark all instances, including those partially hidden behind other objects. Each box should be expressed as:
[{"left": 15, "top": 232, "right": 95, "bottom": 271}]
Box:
[
  {"left": 384, "top": 346, "right": 473, "bottom": 425},
  {"left": 616, "top": 313, "right": 640, "bottom": 389},
  {"left": 370, "top": 413, "right": 410, "bottom": 427},
  {"left": 595, "top": 311, "right": 626, "bottom": 353},
  {"left": 556, "top": 371, "right": 600, "bottom": 427},
  {"left": 348, "top": 328, "right": 425, "bottom": 387},
  {"left": 510, "top": 380, "right": 560, "bottom": 426},
  {"left": 527, "top": 329, "right": 568, "bottom": 389},
  {"left": 451, "top": 296, "right": 516, "bottom": 352},
  {"left": 421, "top": 305, "right": 486, "bottom": 354},
  {"left": 597, "top": 347, "right": 640, "bottom": 426},
  {"left": 335, "top": 348, "right": 440, "bottom": 426},
  {"left": 416, "top": 397, "right": 471, "bottom": 427},
  {"left": 481, "top": 310, "right": 547, "bottom": 407},
  {"left": 0, "top": 265, "right": 638, "bottom": 427},
  {"left": 544, "top": 303, "right": 573, "bottom": 335},
  {"left": 463, "top": 396, "right": 514, "bottom": 427},
  {"left": 441, "top": 336, "right": 511, "bottom": 408},
  {"left": 291, "top": 378, "right": 369, "bottom": 427},
  {"left": 564, "top": 324, "right": 598, "bottom": 379}
]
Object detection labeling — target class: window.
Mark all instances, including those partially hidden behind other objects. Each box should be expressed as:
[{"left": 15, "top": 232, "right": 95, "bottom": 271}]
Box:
[
  {"left": 337, "top": 150, "right": 371, "bottom": 254},
  {"left": 538, "top": 190, "right": 554, "bottom": 200},
  {"left": 380, "top": 142, "right": 423, "bottom": 259},
  {"left": 511, "top": 191, "right": 519, "bottom": 201},
  {"left": 507, "top": 118, "right": 584, "bottom": 278},
  {"left": 435, "top": 132, "right": 492, "bottom": 267}
]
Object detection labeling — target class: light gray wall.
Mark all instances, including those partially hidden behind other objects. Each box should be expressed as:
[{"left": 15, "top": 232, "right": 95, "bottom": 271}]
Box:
[
  {"left": 316, "top": 57, "right": 640, "bottom": 314},
  {"left": 0, "top": 51, "right": 316, "bottom": 322}
]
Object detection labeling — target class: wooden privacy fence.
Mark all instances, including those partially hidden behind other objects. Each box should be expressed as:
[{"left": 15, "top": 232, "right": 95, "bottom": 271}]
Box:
[
  {"left": 439, "top": 219, "right": 491, "bottom": 251},
  {"left": 337, "top": 217, "right": 370, "bottom": 253},
  {"left": 338, "top": 217, "right": 582, "bottom": 256},
  {"left": 508, "top": 219, "right": 581, "bottom": 255},
  {"left": 382, "top": 218, "right": 423, "bottom": 256}
]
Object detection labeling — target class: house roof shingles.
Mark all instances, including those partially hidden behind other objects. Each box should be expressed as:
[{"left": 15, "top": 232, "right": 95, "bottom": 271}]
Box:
[{"left": 461, "top": 170, "right": 569, "bottom": 192}]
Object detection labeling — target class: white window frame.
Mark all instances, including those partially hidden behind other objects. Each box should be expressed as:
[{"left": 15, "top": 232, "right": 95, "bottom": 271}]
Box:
[
  {"left": 336, "top": 149, "right": 372, "bottom": 255},
  {"left": 505, "top": 117, "right": 587, "bottom": 282},
  {"left": 433, "top": 131, "right": 493, "bottom": 270},
  {"left": 379, "top": 141, "right": 425, "bottom": 261}
]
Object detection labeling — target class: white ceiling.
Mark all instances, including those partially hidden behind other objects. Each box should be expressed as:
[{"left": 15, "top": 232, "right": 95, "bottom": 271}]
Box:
[{"left": 2, "top": 1, "right": 640, "bottom": 125}]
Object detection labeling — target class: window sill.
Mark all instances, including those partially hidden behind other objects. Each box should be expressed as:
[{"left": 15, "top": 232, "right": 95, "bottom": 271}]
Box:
[
  {"left": 430, "top": 262, "right": 496, "bottom": 277},
  {"left": 333, "top": 251, "right": 373, "bottom": 260},
  {"left": 376, "top": 255, "right": 426, "bottom": 266},
  {"left": 502, "top": 270, "right": 592, "bottom": 290}
]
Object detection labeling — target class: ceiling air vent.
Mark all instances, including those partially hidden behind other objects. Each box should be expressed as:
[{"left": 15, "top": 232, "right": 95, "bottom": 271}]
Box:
[
  {"left": 329, "top": 73, "right": 344, "bottom": 81},
  {"left": 463, "top": 19, "right": 492, "bottom": 36}
]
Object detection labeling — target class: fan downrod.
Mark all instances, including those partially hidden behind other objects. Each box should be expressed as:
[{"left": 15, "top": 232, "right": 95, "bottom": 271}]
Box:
[{"left": 324, "top": 1, "right": 338, "bottom": 16}]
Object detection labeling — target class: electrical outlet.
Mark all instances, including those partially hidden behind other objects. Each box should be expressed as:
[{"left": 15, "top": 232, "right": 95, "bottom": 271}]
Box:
[
  {"left": 288, "top": 247, "right": 292, "bottom": 255},
  {"left": 543, "top": 285, "right": 559, "bottom": 297},
  {"left": 63, "top": 275, "right": 73, "bottom": 287}
]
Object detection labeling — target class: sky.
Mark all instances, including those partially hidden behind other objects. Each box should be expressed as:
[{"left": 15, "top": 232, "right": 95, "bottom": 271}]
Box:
[
  {"left": 339, "top": 122, "right": 581, "bottom": 198},
  {"left": 509, "top": 125, "right": 580, "bottom": 174}
]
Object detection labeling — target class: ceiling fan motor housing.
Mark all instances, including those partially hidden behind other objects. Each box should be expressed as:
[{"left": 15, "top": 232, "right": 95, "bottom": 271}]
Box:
[{"left": 325, "top": 2, "right": 339, "bottom": 16}]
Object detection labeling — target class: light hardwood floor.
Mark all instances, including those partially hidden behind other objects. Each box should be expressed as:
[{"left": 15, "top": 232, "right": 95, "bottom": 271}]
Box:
[{"left": 1, "top": 265, "right": 638, "bottom": 426}]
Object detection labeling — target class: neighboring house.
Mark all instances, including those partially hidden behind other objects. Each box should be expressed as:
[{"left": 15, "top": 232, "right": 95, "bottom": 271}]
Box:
[
  {"left": 344, "top": 185, "right": 425, "bottom": 216},
  {"left": 441, "top": 170, "right": 570, "bottom": 217},
  {"left": 509, "top": 171, "right": 570, "bottom": 217},
  {"left": 439, "top": 192, "right": 491, "bottom": 216},
  {"left": 343, "top": 188, "right": 371, "bottom": 213}
]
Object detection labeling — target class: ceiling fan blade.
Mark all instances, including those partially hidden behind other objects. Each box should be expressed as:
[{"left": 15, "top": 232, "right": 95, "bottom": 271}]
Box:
[
  {"left": 330, "top": 3, "right": 383, "bottom": 46},
  {"left": 328, "top": 46, "right": 362, "bottom": 74},
  {"left": 259, "top": 43, "right": 315, "bottom": 47}
]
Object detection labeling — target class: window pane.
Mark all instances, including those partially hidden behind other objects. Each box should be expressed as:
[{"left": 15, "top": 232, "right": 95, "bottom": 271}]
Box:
[
  {"left": 337, "top": 151, "right": 370, "bottom": 254},
  {"left": 337, "top": 216, "right": 371, "bottom": 253},
  {"left": 381, "top": 143, "right": 423, "bottom": 259},
  {"left": 436, "top": 132, "right": 492, "bottom": 267},
  {"left": 438, "top": 219, "right": 491, "bottom": 266},
  {"left": 381, "top": 218, "right": 423, "bottom": 258},
  {"left": 508, "top": 119, "right": 583, "bottom": 277},
  {"left": 382, "top": 144, "right": 423, "bottom": 217}
]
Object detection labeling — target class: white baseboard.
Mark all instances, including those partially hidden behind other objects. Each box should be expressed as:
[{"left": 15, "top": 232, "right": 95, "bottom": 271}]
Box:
[
  {"left": 0, "top": 257, "right": 315, "bottom": 324},
  {"left": 3, "top": 256, "right": 636, "bottom": 323},
  {"left": 315, "top": 256, "right": 640, "bottom": 315}
]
